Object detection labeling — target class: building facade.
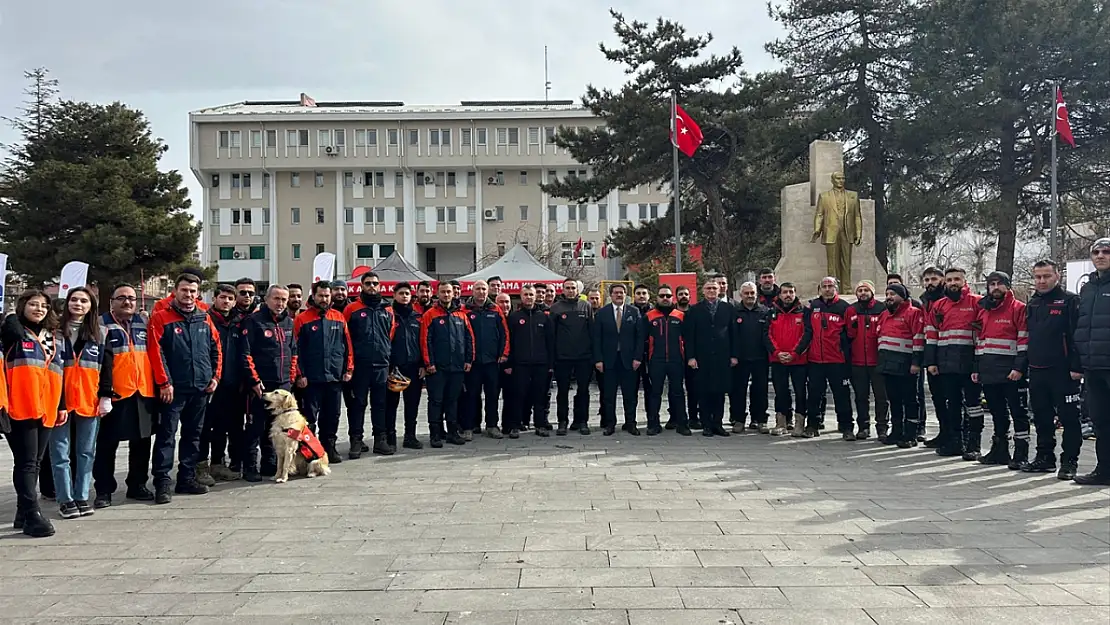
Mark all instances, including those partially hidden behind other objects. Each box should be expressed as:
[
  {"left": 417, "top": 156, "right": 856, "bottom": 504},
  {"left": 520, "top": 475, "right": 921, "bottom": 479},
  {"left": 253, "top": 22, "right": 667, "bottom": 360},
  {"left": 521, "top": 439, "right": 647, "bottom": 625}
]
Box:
[{"left": 189, "top": 98, "right": 670, "bottom": 286}]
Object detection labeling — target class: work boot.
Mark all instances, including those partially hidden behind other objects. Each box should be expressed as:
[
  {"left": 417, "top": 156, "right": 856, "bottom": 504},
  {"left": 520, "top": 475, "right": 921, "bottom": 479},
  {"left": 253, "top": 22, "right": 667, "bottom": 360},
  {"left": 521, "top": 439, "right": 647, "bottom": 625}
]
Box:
[
  {"left": 842, "top": 431, "right": 857, "bottom": 441},
  {"left": 803, "top": 426, "right": 819, "bottom": 438},
  {"left": 485, "top": 427, "right": 504, "bottom": 439},
  {"left": 792, "top": 419, "right": 807, "bottom": 438},
  {"left": 961, "top": 431, "right": 982, "bottom": 461},
  {"left": 1073, "top": 467, "right": 1110, "bottom": 486},
  {"left": 1021, "top": 453, "right": 1056, "bottom": 474},
  {"left": 1007, "top": 440, "right": 1029, "bottom": 471},
  {"left": 360, "top": 441, "right": 370, "bottom": 453},
  {"left": 195, "top": 461, "right": 217, "bottom": 487},
  {"left": 348, "top": 438, "right": 363, "bottom": 460},
  {"left": 688, "top": 418, "right": 703, "bottom": 430},
  {"left": 462, "top": 429, "right": 473, "bottom": 442},
  {"left": 403, "top": 434, "right": 423, "bottom": 450},
  {"left": 210, "top": 463, "right": 241, "bottom": 481},
  {"left": 373, "top": 435, "right": 394, "bottom": 456},
  {"left": 323, "top": 441, "right": 343, "bottom": 464},
  {"left": 759, "top": 421, "right": 772, "bottom": 434},
  {"left": 664, "top": 420, "right": 676, "bottom": 430},
  {"left": 93, "top": 493, "right": 112, "bottom": 509},
  {"left": 126, "top": 486, "right": 155, "bottom": 501},
  {"left": 732, "top": 421, "right": 746, "bottom": 434},
  {"left": 1057, "top": 460, "right": 1078, "bottom": 481},
  {"left": 386, "top": 431, "right": 398, "bottom": 452},
  {"left": 175, "top": 480, "right": 209, "bottom": 495},
  {"left": 12, "top": 509, "right": 25, "bottom": 530},
  {"left": 446, "top": 431, "right": 466, "bottom": 445},
  {"left": 770, "top": 413, "right": 787, "bottom": 436},
  {"left": 154, "top": 486, "right": 173, "bottom": 505},
  {"left": 876, "top": 423, "right": 889, "bottom": 440},
  {"left": 21, "top": 510, "right": 55, "bottom": 538},
  {"left": 676, "top": 425, "right": 692, "bottom": 436},
  {"left": 856, "top": 426, "right": 871, "bottom": 440},
  {"left": 556, "top": 422, "right": 568, "bottom": 436},
  {"left": 978, "top": 437, "right": 1010, "bottom": 465},
  {"left": 936, "top": 442, "right": 963, "bottom": 457},
  {"left": 923, "top": 436, "right": 942, "bottom": 449}
]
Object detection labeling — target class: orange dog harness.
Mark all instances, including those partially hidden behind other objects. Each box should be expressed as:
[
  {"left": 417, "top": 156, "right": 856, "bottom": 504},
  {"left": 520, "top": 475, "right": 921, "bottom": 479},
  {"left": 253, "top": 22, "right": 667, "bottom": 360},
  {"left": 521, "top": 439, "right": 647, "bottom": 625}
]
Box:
[{"left": 285, "top": 425, "right": 325, "bottom": 461}]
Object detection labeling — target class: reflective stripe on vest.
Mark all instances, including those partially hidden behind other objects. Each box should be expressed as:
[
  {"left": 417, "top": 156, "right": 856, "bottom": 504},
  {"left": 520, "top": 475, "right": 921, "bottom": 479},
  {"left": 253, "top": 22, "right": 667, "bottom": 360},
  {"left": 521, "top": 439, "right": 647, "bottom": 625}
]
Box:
[
  {"left": 102, "top": 313, "right": 154, "bottom": 399},
  {"left": 64, "top": 339, "right": 103, "bottom": 417},
  {"left": 5, "top": 331, "right": 64, "bottom": 425}
]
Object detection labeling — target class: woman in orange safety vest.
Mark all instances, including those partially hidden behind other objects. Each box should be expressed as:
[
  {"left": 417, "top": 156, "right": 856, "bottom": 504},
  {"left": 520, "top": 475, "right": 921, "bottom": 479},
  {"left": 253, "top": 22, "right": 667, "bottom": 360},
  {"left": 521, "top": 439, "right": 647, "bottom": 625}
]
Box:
[
  {"left": 2, "top": 289, "right": 66, "bottom": 538},
  {"left": 49, "top": 287, "right": 113, "bottom": 520}
]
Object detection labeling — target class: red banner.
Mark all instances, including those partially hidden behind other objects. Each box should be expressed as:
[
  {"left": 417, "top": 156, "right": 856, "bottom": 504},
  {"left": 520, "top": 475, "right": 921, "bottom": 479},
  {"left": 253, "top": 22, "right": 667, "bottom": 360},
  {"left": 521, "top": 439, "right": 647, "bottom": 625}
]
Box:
[
  {"left": 659, "top": 272, "right": 699, "bottom": 304},
  {"left": 346, "top": 279, "right": 566, "bottom": 297}
]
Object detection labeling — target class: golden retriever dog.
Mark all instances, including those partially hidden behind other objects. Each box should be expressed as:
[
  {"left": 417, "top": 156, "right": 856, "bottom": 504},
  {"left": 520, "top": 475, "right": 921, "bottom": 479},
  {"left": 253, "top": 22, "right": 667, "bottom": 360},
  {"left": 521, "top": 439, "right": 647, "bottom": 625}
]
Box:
[{"left": 263, "top": 389, "right": 331, "bottom": 482}]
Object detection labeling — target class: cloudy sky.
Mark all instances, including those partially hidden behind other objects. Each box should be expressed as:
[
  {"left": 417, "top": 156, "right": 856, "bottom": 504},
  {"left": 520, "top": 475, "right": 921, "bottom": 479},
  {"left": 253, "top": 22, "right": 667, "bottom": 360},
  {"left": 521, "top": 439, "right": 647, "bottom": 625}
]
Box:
[{"left": 0, "top": 1, "right": 782, "bottom": 218}]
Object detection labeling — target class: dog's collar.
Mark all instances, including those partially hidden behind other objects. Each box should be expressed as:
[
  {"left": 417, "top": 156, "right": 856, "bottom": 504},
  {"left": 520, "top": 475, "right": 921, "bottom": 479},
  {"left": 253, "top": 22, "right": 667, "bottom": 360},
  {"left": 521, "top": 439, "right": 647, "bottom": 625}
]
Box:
[{"left": 271, "top": 407, "right": 301, "bottom": 418}]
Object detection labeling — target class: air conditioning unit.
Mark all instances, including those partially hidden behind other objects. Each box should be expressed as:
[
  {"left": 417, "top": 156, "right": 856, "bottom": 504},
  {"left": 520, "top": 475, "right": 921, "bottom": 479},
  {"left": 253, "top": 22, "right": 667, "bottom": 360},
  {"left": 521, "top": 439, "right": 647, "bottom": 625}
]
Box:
[
  {"left": 487, "top": 176, "right": 496, "bottom": 186},
  {"left": 232, "top": 250, "right": 244, "bottom": 259},
  {"left": 325, "top": 145, "right": 337, "bottom": 155},
  {"left": 482, "top": 208, "right": 497, "bottom": 221},
  {"left": 424, "top": 176, "right": 434, "bottom": 184}
]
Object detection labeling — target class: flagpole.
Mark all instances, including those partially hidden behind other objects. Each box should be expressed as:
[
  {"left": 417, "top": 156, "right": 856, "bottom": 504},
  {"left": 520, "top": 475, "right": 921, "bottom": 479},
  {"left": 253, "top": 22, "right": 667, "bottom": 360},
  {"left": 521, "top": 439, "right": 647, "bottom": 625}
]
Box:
[
  {"left": 1050, "top": 83, "right": 1059, "bottom": 262},
  {"left": 671, "top": 89, "right": 681, "bottom": 273}
]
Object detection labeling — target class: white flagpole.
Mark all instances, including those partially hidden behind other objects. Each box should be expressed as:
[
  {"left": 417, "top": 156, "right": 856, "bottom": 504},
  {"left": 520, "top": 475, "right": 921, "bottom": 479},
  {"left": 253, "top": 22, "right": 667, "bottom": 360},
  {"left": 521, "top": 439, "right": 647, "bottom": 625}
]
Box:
[
  {"left": 1050, "top": 84, "right": 1059, "bottom": 262},
  {"left": 671, "top": 90, "right": 681, "bottom": 273}
]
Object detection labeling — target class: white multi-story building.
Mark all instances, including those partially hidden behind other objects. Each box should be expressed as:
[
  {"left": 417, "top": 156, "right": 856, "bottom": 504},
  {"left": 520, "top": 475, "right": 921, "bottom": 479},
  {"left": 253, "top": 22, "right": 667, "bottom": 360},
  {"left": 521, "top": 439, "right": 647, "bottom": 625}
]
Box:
[{"left": 189, "top": 97, "right": 670, "bottom": 286}]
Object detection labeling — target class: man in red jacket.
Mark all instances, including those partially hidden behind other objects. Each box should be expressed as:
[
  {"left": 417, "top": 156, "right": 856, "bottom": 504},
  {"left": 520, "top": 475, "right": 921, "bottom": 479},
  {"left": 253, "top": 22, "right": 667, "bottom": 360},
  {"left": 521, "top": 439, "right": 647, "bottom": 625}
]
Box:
[
  {"left": 846, "top": 280, "right": 887, "bottom": 440},
  {"left": 876, "top": 283, "right": 925, "bottom": 447},
  {"left": 804, "top": 277, "right": 854, "bottom": 439},
  {"left": 765, "top": 283, "right": 809, "bottom": 436},
  {"left": 972, "top": 271, "right": 1029, "bottom": 467}
]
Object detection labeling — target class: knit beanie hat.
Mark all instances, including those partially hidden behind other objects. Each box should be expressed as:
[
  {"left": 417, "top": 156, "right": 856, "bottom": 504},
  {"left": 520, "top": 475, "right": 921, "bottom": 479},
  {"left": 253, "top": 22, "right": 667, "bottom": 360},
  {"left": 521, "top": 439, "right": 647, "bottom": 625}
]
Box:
[{"left": 886, "top": 283, "right": 909, "bottom": 301}]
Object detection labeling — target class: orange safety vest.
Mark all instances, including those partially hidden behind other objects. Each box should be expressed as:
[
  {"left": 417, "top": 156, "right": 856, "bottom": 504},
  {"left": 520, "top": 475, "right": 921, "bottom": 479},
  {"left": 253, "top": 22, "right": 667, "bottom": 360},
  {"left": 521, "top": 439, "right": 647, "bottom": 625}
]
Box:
[
  {"left": 287, "top": 425, "right": 325, "bottom": 462},
  {"left": 102, "top": 313, "right": 154, "bottom": 399},
  {"left": 63, "top": 332, "right": 104, "bottom": 417},
  {"left": 5, "top": 328, "right": 64, "bottom": 426}
]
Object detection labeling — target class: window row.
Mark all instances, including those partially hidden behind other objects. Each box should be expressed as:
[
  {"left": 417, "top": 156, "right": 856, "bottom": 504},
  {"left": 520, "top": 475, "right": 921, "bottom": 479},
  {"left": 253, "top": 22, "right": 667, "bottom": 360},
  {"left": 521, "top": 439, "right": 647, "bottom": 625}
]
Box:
[
  {"left": 209, "top": 207, "right": 272, "bottom": 225},
  {"left": 216, "top": 125, "right": 592, "bottom": 154}
]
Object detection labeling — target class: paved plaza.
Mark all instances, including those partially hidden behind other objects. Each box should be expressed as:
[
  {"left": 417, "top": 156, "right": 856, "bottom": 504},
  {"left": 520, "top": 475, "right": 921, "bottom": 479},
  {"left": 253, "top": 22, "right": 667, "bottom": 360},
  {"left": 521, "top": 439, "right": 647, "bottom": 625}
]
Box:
[{"left": 1, "top": 388, "right": 1108, "bottom": 624}]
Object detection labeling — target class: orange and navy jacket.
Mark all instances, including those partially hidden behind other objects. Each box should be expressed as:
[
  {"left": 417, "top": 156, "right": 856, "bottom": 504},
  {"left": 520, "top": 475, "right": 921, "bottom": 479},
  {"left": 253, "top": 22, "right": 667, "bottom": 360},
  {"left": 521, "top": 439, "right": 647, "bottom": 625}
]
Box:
[
  {"left": 294, "top": 306, "right": 354, "bottom": 384},
  {"left": 148, "top": 304, "right": 222, "bottom": 392},
  {"left": 100, "top": 312, "right": 155, "bottom": 400},
  {"left": 802, "top": 295, "right": 851, "bottom": 364},
  {"left": 466, "top": 298, "right": 510, "bottom": 365},
  {"left": 924, "top": 285, "right": 981, "bottom": 375},
  {"left": 875, "top": 301, "right": 925, "bottom": 376},
  {"left": 421, "top": 300, "right": 475, "bottom": 372},
  {"left": 241, "top": 306, "right": 296, "bottom": 389},
  {"left": 645, "top": 306, "right": 685, "bottom": 364},
  {"left": 846, "top": 297, "right": 884, "bottom": 367},
  {"left": 764, "top": 297, "right": 810, "bottom": 366},
  {"left": 62, "top": 330, "right": 108, "bottom": 418},
  {"left": 344, "top": 294, "right": 395, "bottom": 367},
  {"left": 4, "top": 323, "right": 65, "bottom": 426},
  {"left": 973, "top": 290, "right": 1028, "bottom": 385},
  {"left": 153, "top": 294, "right": 208, "bottom": 315}
]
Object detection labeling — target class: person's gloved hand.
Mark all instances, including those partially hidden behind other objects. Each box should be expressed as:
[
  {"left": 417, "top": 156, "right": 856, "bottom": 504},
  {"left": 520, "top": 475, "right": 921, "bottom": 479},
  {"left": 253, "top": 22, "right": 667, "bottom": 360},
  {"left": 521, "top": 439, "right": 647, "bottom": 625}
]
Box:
[{"left": 98, "top": 398, "right": 113, "bottom": 417}]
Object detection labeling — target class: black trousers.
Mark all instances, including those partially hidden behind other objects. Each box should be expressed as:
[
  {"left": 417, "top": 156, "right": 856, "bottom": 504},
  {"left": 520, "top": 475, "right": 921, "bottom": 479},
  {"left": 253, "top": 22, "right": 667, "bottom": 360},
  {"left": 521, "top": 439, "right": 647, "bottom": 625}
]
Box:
[
  {"left": 152, "top": 391, "right": 208, "bottom": 488},
  {"left": 1084, "top": 370, "right": 1110, "bottom": 471},
  {"left": 463, "top": 362, "right": 501, "bottom": 431},
  {"left": 386, "top": 363, "right": 424, "bottom": 437},
  {"left": 509, "top": 364, "right": 551, "bottom": 431},
  {"left": 554, "top": 359, "right": 593, "bottom": 427},
  {"left": 1029, "top": 367, "right": 1082, "bottom": 463},
  {"left": 851, "top": 365, "right": 889, "bottom": 429},
  {"left": 982, "top": 381, "right": 1030, "bottom": 445},
  {"left": 925, "top": 372, "right": 945, "bottom": 437},
  {"left": 684, "top": 365, "right": 699, "bottom": 423},
  {"left": 730, "top": 360, "right": 769, "bottom": 425},
  {"left": 200, "top": 386, "right": 245, "bottom": 467},
  {"left": 771, "top": 363, "right": 807, "bottom": 419},
  {"left": 647, "top": 361, "right": 686, "bottom": 428},
  {"left": 699, "top": 393, "right": 727, "bottom": 427},
  {"left": 245, "top": 385, "right": 290, "bottom": 474},
  {"left": 636, "top": 359, "right": 652, "bottom": 405},
  {"left": 884, "top": 373, "right": 920, "bottom": 442},
  {"left": 93, "top": 434, "right": 151, "bottom": 497},
  {"left": 807, "top": 363, "right": 853, "bottom": 432},
  {"left": 7, "top": 418, "right": 50, "bottom": 513},
  {"left": 937, "top": 373, "right": 982, "bottom": 445},
  {"left": 601, "top": 361, "right": 639, "bottom": 428},
  {"left": 350, "top": 364, "right": 389, "bottom": 439},
  {"left": 304, "top": 382, "right": 343, "bottom": 444},
  {"left": 426, "top": 371, "right": 465, "bottom": 437}
]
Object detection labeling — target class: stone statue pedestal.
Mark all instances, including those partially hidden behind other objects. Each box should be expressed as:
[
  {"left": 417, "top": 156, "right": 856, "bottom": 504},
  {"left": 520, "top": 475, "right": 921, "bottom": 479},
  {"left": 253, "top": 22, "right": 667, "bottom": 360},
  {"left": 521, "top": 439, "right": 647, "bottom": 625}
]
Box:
[{"left": 774, "top": 140, "right": 887, "bottom": 299}]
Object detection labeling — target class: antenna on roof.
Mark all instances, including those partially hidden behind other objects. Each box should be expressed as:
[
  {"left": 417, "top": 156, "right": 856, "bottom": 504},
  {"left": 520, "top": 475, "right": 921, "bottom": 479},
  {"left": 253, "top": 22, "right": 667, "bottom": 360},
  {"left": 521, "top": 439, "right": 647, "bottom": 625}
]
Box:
[{"left": 544, "top": 46, "right": 551, "bottom": 102}]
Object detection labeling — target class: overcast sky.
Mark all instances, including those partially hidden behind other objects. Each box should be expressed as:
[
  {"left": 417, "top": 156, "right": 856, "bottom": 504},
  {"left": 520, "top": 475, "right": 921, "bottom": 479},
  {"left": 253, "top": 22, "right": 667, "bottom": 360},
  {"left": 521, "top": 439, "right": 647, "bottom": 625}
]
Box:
[{"left": 0, "top": 1, "right": 782, "bottom": 218}]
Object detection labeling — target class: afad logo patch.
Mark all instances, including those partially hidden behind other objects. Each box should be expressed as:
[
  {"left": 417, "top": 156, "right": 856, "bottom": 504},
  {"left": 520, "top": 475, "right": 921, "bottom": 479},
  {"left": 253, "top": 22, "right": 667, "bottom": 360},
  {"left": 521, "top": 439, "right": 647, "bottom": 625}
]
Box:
[
  {"left": 519, "top": 318, "right": 526, "bottom": 325},
  {"left": 174, "top": 327, "right": 183, "bottom": 335},
  {"left": 264, "top": 330, "right": 274, "bottom": 338}
]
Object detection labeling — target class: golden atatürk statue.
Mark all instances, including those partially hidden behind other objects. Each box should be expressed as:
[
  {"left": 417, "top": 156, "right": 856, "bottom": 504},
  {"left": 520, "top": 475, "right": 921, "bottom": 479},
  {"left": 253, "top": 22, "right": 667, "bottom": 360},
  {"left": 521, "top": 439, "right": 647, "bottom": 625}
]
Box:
[{"left": 811, "top": 172, "right": 863, "bottom": 289}]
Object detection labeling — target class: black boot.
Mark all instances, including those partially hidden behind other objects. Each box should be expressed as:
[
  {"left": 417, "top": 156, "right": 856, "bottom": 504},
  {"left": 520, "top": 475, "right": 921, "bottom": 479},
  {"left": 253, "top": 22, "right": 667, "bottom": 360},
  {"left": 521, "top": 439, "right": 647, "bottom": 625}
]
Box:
[
  {"left": 373, "top": 435, "right": 395, "bottom": 456},
  {"left": 323, "top": 440, "right": 343, "bottom": 464},
  {"left": 1021, "top": 453, "right": 1056, "bottom": 473},
  {"left": 978, "top": 437, "right": 1010, "bottom": 465},
  {"left": 21, "top": 509, "right": 55, "bottom": 538},
  {"left": 386, "top": 431, "right": 398, "bottom": 453},
  {"left": 403, "top": 434, "right": 423, "bottom": 450},
  {"left": 1073, "top": 467, "right": 1110, "bottom": 486},
  {"left": 961, "top": 431, "right": 982, "bottom": 461},
  {"left": 1057, "top": 459, "right": 1078, "bottom": 481},
  {"left": 1007, "top": 440, "right": 1029, "bottom": 470},
  {"left": 348, "top": 438, "right": 363, "bottom": 460}
]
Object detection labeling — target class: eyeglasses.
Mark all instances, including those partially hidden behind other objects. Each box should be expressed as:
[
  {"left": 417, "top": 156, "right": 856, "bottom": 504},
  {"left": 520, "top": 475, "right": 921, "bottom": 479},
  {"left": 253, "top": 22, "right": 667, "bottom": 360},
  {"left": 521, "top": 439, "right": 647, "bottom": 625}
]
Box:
[
  {"left": 1092, "top": 250, "right": 1110, "bottom": 257},
  {"left": 658, "top": 294, "right": 673, "bottom": 299},
  {"left": 364, "top": 281, "right": 380, "bottom": 286},
  {"left": 238, "top": 290, "right": 255, "bottom": 297},
  {"left": 113, "top": 296, "right": 138, "bottom": 303}
]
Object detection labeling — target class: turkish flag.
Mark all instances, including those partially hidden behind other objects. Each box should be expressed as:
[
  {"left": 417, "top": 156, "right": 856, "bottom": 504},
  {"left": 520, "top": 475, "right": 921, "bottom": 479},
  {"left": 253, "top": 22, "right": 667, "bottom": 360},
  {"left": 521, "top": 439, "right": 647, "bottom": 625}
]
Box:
[
  {"left": 574, "top": 237, "right": 583, "bottom": 258},
  {"left": 1056, "top": 88, "right": 1075, "bottom": 147},
  {"left": 671, "top": 104, "right": 704, "bottom": 157}
]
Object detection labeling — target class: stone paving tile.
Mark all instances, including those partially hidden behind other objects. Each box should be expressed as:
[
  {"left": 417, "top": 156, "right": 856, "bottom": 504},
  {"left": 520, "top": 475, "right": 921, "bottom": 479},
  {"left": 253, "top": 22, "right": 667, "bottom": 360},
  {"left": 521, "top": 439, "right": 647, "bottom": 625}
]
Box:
[
  {"left": 627, "top": 609, "right": 740, "bottom": 625},
  {"left": 866, "top": 606, "right": 1110, "bottom": 625},
  {"left": 738, "top": 608, "right": 877, "bottom": 625}
]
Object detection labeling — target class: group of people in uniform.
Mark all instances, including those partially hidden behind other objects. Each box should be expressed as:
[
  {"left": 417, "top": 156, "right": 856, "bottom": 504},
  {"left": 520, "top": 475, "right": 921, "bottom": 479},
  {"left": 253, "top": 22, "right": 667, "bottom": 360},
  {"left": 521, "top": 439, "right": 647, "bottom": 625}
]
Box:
[{"left": 4, "top": 237, "right": 1110, "bottom": 540}]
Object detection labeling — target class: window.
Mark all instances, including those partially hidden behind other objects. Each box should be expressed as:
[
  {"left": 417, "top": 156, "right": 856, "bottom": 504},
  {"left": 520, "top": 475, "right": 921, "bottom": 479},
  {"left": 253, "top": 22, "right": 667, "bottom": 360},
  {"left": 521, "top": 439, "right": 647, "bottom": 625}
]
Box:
[
  {"left": 461, "top": 128, "right": 472, "bottom": 146},
  {"left": 408, "top": 129, "right": 419, "bottom": 146},
  {"left": 448, "top": 207, "right": 457, "bottom": 222},
  {"left": 376, "top": 207, "right": 386, "bottom": 224},
  {"left": 266, "top": 129, "right": 276, "bottom": 148},
  {"left": 561, "top": 241, "right": 574, "bottom": 266},
  {"left": 344, "top": 207, "right": 354, "bottom": 225},
  {"left": 495, "top": 171, "right": 505, "bottom": 185},
  {"left": 242, "top": 173, "right": 251, "bottom": 189},
  {"left": 343, "top": 172, "right": 354, "bottom": 188},
  {"left": 476, "top": 128, "right": 487, "bottom": 146},
  {"left": 231, "top": 173, "right": 241, "bottom": 188},
  {"left": 415, "top": 208, "right": 425, "bottom": 224},
  {"left": 376, "top": 171, "right": 385, "bottom": 187},
  {"left": 640, "top": 204, "right": 648, "bottom": 220},
  {"left": 435, "top": 172, "right": 445, "bottom": 188},
  {"left": 232, "top": 209, "right": 242, "bottom": 224},
  {"left": 219, "top": 247, "right": 235, "bottom": 260},
  {"left": 379, "top": 243, "right": 395, "bottom": 257},
  {"left": 416, "top": 171, "right": 426, "bottom": 185},
  {"left": 355, "top": 130, "right": 366, "bottom": 146},
  {"left": 467, "top": 171, "right": 476, "bottom": 187},
  {"left": 250, "top": 130, "right": 262, "bottom": 148},
  {"left": 286, "top": 130, "right": 298, "bottom": 147},
  {"left": 292, "top": 244, "right": 301, "bottom": 260},
  {"left": 619, "top": 204, "right": 628, "bottom": 220},
  {"left": 544, "top": 126, "right": 556, "bottom": 143},
  {"left": 425, "top": 247, "right": 437, "bottom": 273},
  {"left": 447, "top": 172, "right": 456, "bottom": 186},
  {"left": 566, "top": 170, "right": 577, "bottom": 181},
  {"left": 547, "top": 169, "right": 557, "bottom": 182},
  {"left": 395, "top": 172, "right": 404, "bottom": 189},
  {"left": 318, "top": 129, "right": 331, "bottom": 147},
  {"left": 528, "top": 127, "right": 540, "bottom": 144},
  {"left": 229, "top": 131, "right": 241, "bottom": 149},
  {"left": 388, "top": 129, "right": 398, "bottom": 146},
  {"left": 649, "top": 203, "right": 659, "bottom": 219},
  {"left": 440, "top": 128, "right": 451, "bottom": 146},
  {"left": 315, "top": 172, "right": 324, "bottom": 187},
  {"left": 291, "top": 172, "right": 300, "bottom": 187},
  {"left": 209, "top": 208, "right": 219, "bottom": 224},
  {"left": 316, "top": 243, "right": 326, "bottom": 255},
  {"left": 211, "top": 173, "right": 219, "bottom": 188},
  {"left": 519, "top": 171, "right": 528, "bottom": 185},
  {"left": 242, "top": 209, "right": 252, "bottom": 224},
  {"left": 548, "top": 205, "right": 557, "bottom": 222},
  {"left": 578, "top": 169, "right": 588, "bottom": 179},
  {"left": 219, "top": 131, "right": 229, "bottom": 148},
  {"left": 316, "top": 207, "right": 325, "bottom": 224},
  {"left": 508, "top": 128, "right": 519, "bottom": 145},
  {"left": 568, "top": 205, "right": 577, "bottom": 220},
  {"left": 298, "top": 129, "right": 309, "bottom": 146},
  {"left": 291, "top": 207, "right": 301, "bottom": 224},
  {"left": 519, "top": 205, "right": 529, "bottom": 221},
  {"left": 367, "top": 129, "right": 377, "bottom": 145},
  {"left": 497, "top": 242, "right": 506, "bottom": 257},
  {"left": 495, "top": 206, "right": 505, "bottom": 222},
  {"left": 429, "top": 129, "right": 440, "bottom": 146},
  {"left": 599, "top": 204, "right": 608, "bottom": 221},
  {"left": 335, "top": 129, "right": 346, "bottom": 147},
  {"left": 249, "top": 245, "right": 265, "bottom": 260},
  {"left": 263, "top": 172, "right": 270, "bottom": 188},
  {"left": 262, "top": 207, "right": 271, "bottom": 224},
  {"left": 581, "top": 242, "right": 596, "bottom": 267},
  {"left": 356, "top": 244, "right": 374, "bottom": 259},
  {"left": 496, "top": 128, "right": 508, "bottom": 145},
  {"left": 436, "top": 207, "right": 446, "bottom": 223}
]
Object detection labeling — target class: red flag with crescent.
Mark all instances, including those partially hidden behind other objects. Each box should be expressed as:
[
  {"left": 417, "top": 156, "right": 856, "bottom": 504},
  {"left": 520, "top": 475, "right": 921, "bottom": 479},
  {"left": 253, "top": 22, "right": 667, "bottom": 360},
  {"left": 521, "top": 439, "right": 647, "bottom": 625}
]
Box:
[
  {"left": 671, "top": 104, "right": 704, "bottom": 157},
  {"left": 1056, "top": 88, "right": 1075, "bottom": 147}
]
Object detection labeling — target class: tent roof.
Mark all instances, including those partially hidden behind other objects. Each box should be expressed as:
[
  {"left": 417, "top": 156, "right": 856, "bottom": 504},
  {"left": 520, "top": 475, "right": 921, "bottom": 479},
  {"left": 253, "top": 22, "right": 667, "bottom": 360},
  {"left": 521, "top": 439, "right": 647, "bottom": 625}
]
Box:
[
  {"left": 356, "top": 251, "right": 434, "bottom": 283},
  {"left": 456, "top": 244, "right": 566, "bottom": 282}
]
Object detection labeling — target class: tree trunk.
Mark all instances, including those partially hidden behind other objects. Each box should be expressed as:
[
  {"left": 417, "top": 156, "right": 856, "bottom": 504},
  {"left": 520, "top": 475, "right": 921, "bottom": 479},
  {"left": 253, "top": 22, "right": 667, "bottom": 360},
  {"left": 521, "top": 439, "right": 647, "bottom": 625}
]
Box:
[
  {"left": 856, "top": 7, "right": 888, "bottom": 268},
  {"left": 703, "top": 183, "right": 734, "bottom": 279},
  {"left": 995, "top": 123, "right": 1019, "bottom": 275}
]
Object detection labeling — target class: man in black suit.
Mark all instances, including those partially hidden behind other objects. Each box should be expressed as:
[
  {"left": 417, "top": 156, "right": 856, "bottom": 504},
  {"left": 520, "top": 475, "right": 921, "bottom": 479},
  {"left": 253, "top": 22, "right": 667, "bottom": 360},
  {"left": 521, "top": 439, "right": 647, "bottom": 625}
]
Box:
[
  {"left": 592, "top": 284, "right": 646, "bottom": 436},
  {"left": 684, "top": 280, "right": 738, "bottom": 437}
]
